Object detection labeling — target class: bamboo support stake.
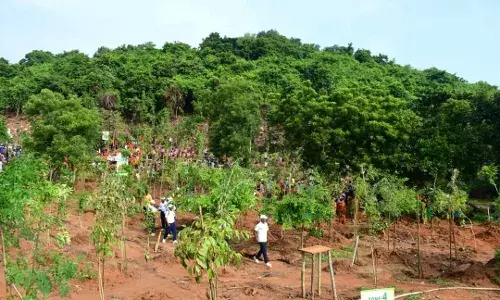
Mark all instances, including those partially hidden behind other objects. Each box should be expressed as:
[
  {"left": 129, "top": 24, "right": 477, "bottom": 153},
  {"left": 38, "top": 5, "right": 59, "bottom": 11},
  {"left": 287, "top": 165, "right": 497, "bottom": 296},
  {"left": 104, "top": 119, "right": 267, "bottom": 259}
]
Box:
[
  {"left": 311, "top": 254, "right": 315, "bottom": 300},
  {"left": 318, "top": 252, "right": 322, "bottom": 296},
  {"left": 351, "top": 235, "right": 359, "bottom": 266},
  {"left": 328, "top": 251, "right": 338, "bottom": 300},
  {"left": 154, "top": 229, "right": 163, "bottom": 253},
  {"left": 301, "top": 252, "right": 306, "bottom": 298},
  {"left": 371, "top": 243, "right": 377, "bottom": 287},
  {"left": 12, "top": 284, "right": 22, "bottom": 299}
]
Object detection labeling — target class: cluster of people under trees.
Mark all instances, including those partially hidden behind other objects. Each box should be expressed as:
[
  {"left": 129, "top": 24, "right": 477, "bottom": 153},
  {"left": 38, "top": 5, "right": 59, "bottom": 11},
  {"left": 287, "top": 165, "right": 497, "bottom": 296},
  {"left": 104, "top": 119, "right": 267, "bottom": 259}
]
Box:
[
  {"left": 0, "top": 144, "right": 22, "bottom": 172},
  {"left": 98, "top": 135, "right": 222, "bottom": 171}
]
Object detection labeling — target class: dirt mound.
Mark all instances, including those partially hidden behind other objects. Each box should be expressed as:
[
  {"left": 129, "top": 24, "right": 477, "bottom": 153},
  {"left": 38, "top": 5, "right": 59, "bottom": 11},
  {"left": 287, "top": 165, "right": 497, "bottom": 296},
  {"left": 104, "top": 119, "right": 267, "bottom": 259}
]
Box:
[
  {"left": 332, "top": 259, "right": 358, "bottom": 275},
  {"left": 151, "top": 247, "right": 177, "bottom": 264},
  {"left": 72, "top": 232, "right": 90, "bottom": 245},
  {"left": 443, "top": 261, "right": 489, "bottom": 283},
  {"left": 476, "top": 224, "right": 500, "bottom": 244},
  {"left": 134, "top": 291, "right": 174, "bottom": 299}
]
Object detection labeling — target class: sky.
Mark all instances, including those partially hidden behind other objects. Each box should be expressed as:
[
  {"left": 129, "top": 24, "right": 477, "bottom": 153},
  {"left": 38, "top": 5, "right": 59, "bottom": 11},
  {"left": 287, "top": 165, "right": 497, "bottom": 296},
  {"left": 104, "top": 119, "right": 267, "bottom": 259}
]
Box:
[{"left": 1, "top": 0, "right": 499, "bottom": 85}]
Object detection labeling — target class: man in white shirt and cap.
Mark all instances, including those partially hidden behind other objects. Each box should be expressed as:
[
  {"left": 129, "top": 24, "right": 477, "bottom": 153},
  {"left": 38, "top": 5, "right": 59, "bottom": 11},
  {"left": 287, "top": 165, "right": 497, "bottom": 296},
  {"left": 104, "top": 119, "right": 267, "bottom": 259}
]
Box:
[
  {"left": 163, "top": 203, "right": 178, "bottom": 244},
  {"left": 253, "top": 215, "right": 271, "bottom": 267}
]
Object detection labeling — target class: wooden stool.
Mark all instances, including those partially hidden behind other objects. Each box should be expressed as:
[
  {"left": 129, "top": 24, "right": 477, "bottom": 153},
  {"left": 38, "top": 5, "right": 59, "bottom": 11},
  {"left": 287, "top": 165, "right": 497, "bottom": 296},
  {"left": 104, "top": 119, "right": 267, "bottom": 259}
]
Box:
[{"left": 299, "top": 245, "right": 338, "bottom": 300}]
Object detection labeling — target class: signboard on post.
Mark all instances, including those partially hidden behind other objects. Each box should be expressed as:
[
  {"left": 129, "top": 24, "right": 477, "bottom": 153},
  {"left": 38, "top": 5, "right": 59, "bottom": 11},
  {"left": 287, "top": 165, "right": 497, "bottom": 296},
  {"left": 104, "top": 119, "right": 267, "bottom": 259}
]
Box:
[
  {"left": 102, "top": 131, "right": 110, "bottom": 141},
  {"left": 360, "top": 288, "right": 395, "bottom": 300}
]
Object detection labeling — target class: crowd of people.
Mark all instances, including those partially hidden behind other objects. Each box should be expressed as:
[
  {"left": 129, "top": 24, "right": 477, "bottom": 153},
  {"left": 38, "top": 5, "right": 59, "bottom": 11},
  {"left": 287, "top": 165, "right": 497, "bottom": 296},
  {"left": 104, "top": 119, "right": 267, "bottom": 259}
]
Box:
[{"left": 0, "top": 144, "right": 22, "bottom": 172}]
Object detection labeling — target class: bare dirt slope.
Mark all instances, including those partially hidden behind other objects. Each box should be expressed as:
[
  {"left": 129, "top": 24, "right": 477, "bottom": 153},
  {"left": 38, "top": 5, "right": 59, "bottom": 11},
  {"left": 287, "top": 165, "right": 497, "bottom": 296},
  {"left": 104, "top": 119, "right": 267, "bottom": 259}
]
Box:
[{"left": 55, "top": 199, "right": 500, "bottom": 300}]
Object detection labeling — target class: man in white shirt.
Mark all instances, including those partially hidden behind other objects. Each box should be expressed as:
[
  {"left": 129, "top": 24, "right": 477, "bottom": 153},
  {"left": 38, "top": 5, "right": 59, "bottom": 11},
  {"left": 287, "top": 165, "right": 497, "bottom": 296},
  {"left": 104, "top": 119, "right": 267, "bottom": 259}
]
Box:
[
  {"left": 163, "top": 204, "right": 178, "bottom": 244},
  {"left": 253, "top": 215, "right": 271, "bottom": 267},
  {"left": 158, "top": 197, "right": 167, "bottom": 231}
]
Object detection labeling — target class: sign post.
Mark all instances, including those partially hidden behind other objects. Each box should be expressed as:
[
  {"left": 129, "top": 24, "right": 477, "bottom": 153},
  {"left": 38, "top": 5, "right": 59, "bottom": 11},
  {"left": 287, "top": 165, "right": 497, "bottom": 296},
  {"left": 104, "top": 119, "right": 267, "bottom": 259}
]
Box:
[{"left": 360, "top": 288, "right": 395, "bottom": 300}]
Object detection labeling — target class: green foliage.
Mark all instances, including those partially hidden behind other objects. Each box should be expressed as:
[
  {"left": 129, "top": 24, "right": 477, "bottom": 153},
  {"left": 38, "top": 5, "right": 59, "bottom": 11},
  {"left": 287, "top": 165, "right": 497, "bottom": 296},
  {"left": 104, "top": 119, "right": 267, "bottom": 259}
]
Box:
[
  {"left": 1, "top": 31, "right": 500, "bottom": 188},
  {"left": 175, "top": 214, "right": 248, "bottom": 283},
  {"left": 435, "top": 169, "right": 468, "bottom": 216},
  {"left": 198, "top": 79, "right": 261, "bottom": 164},
  {"left": 273, "top": 175, "right": 332, "bottom": 245},
  {"left": 91, "top": 173, "right": 128, "bottom": 258},
  {"left": 0, "top": 156, "right": 79, "bottom": 298},
  {"left": 177, "top": 163, "right": 256, "bottom": 217},
  {"left": 24, "top": 89, "right": 101, "bottom": 169},
  {"left": 0, "top": 115, "right": 10, "bottom": 142},
  {"left": 478, "top": 165, "right": 499, "bottom": 194}
]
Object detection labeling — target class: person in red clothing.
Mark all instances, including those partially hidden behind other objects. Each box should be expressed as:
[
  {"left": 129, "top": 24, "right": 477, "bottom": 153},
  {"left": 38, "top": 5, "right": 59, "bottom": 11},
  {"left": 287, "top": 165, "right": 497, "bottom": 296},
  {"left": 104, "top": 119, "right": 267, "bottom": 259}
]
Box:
[{"left": 336, "top": 193, "right": 347, "bottom": 224}]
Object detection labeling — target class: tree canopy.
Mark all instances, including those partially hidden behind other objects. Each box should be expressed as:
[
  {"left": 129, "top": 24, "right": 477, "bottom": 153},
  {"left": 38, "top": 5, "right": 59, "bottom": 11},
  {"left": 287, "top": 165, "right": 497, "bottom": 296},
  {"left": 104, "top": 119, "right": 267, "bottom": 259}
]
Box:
[{"left": 0, "top": 30, "right": 499, "bottom": 184}]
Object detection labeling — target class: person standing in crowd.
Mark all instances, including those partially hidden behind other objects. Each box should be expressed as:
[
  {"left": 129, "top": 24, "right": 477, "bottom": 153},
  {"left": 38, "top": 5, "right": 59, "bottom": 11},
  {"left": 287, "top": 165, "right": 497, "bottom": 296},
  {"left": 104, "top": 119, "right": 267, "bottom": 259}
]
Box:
[
  {"left": 163, "top": 204, "right": 178, "bottom": 244},
  {"left": 158, "top": 197, "right": 167, "bottom": 231},
  {"left": 253, "top": 215, "right": 272, "bottom": 268}
]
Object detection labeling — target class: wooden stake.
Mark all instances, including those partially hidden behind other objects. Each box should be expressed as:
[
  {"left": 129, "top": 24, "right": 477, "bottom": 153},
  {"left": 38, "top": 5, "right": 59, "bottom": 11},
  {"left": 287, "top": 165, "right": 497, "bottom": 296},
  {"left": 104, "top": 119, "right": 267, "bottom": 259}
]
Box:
[
  {"left": 317, "top": 252, "right": 322, "bottom": 296},
  {"left": 301, "top": 252, "right": 306, "bottom": 298},
  {"left": 351, "top": 235, "right": 359, "bottom": 266},
  {"left": 371, "top": 243, "right": 377, "bottom": 287},
  {"left": 311, "top": 254, "right": 315, "bottom": 300},
  {"left": 417, "top": 204, "right": 423, "bottom": 278},
  {"left": 328, "top": 250, "right": 338, "bottom": 300},
  {"left": 12, "top": 284, "right": 22, "bottom": 299},
  {"left": 488, "top": 207, "right": 491, "bottom": 222},
  {"left": 154, "top": 229, "right": 163, "bottom": 253}
]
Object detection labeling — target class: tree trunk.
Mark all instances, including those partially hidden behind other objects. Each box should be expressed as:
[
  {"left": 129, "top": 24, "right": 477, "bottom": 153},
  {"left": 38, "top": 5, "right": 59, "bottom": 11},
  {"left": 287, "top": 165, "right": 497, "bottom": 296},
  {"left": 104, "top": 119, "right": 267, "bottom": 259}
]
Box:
[
  {"left": 300, "top": 226, "right": 305, "bottom": 249},
  {"left": 371, "top": 242, "right": 377, "bottom": 287},
  {"left": 98, "top": 258, "right": 105, "bottom": 300},
  {"left": 209, "top": 278, "right": 217, "bottom": 300},
  {"left": 329, "top": 210, "right": 333, "bottom": 242},
  {"left": 417, "top": 205, "right": 423, "bottom": 278},
  {"left": 393, "top": 220, "right": 397, "bottom": 252},
  {"left": 121, "top": 214, "right": 127, "bottom": 272},
  {"left": 387, "top": 217, "right": 391, "bottom": 252},
  {"left": 354, "top": 197, "right": 359, "bottom": 238},
  {"left": 452, "top": 222, "right": 458, "bottom": 259},
  {"left": 448, "top": 213, "right": 453, "bottom": 268}
]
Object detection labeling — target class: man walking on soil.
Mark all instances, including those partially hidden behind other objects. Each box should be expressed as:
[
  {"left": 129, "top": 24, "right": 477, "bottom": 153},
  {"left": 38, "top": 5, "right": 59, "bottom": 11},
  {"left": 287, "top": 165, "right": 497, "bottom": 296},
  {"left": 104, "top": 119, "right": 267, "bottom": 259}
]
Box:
[
  {"left": 253, "top": 215, "right": 272, "bottom": 268},
  {"left": 163, "top": 204, "right": 178, "bottom": 245}
]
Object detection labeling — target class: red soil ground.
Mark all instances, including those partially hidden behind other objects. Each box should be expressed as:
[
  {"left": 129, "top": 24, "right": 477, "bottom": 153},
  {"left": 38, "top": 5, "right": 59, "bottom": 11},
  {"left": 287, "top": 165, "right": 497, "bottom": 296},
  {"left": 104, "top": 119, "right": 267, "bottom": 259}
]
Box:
[{"left": 24, "top": 198, "right": 499, "bottom": 300}]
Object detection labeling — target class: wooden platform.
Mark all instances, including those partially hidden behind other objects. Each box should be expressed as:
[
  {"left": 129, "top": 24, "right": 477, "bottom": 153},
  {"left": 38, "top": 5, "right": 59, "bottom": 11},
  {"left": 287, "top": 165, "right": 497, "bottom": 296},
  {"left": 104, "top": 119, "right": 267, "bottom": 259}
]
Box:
[{"left": 299, "top": 245, "right": 332, "bottom": 254}]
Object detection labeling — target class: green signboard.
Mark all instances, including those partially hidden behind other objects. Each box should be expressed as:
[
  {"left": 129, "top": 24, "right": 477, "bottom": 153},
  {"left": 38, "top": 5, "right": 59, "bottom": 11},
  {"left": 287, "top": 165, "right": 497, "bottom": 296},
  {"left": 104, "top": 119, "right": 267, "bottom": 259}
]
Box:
[{"left": 360, "top": 288, "right": 395, "bottom": 300}]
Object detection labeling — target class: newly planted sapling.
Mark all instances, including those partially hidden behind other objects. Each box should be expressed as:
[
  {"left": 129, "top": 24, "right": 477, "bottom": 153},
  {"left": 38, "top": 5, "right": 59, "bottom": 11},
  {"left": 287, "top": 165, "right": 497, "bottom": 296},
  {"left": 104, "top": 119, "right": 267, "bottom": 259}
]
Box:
[
  {"left": 435, "top": 169, "right": 467, "bottom": 268},
  {"left": 273, "top": 179, "right": 332, "bottom": 248},
  {"left": 91, "top": 172, "right": 127, "bottom": 300},
  {"left": 175, "top": 213, "right": 248, "bottom": 300},
  {"left": 478, "top": 165, "right": 500, "bottom": 219}
]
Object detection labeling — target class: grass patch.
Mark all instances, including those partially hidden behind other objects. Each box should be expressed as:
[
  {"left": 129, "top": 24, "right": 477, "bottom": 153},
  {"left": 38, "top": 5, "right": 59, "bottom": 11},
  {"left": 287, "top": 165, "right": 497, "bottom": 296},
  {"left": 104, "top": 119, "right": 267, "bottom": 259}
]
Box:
[
  {"left": 393, "top": 273, "right": 412, "bottom": 282},
  {"left": 428, "top": 276, "right": 456, "bottom": 287}
]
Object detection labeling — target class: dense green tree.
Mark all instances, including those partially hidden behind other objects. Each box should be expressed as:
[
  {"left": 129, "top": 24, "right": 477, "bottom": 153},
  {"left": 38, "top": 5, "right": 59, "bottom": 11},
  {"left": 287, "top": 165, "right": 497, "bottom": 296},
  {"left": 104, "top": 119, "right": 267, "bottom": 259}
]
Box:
[
  {"left": 197, "top": 79, "right": 262, "bottom": 164},
  {"left": 24, "top": 89, "right": 101, "bottom": 169}
]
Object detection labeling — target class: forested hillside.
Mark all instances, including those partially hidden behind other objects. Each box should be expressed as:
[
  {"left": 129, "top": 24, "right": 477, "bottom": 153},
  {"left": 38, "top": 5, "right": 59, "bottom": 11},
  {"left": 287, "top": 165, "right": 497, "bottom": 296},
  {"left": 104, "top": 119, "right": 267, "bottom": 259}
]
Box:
[{"left": 1, "top": 30, "right": 499, "bottom": 185}]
